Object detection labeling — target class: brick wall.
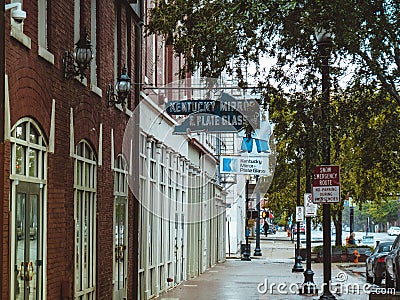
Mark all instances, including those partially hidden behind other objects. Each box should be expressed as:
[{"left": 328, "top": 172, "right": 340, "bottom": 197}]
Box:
[{"left": 2, "top": 1, "right": 140, "bottom": 299}]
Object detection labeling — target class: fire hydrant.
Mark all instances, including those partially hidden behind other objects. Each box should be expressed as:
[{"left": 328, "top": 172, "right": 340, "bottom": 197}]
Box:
[
  {"left": 353, "top": 250, "right": 360, "bottom": 263},
  {"left": 287, "top": 229, "right": 291, "bottom": 237}
]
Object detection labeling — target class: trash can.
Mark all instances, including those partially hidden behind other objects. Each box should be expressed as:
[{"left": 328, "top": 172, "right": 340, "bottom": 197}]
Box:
[{"left": 241, "top": 243, "right": 251, "bottom": 261}]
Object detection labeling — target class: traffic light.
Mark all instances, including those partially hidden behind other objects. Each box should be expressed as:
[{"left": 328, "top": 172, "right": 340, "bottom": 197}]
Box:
[{"left": 261, "top": 210, "right": 269, "bottom": 219}]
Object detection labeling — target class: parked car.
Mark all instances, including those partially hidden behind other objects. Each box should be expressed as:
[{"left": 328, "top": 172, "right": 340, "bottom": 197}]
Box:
[
  {"left": 292, "top": 224, "right": 305, "bottom": 234},
  {"left": 387, "top": 226, "right": 400, "bottom": 236},
  {"left": 365, "top": 241, "right": 393, "bottom": 284},
  {"left": 385, "top": 235, "right": 400, "bottom": 288}
]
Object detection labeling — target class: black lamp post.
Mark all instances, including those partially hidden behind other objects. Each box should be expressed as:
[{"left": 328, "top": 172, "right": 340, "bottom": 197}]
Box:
[
  {"left": 254, "top": 175, "right": 262, "bottom": 256},
  {"left": 349, "top": 198, "right": 354, "bottom": 233},
  {"left": 302, "top": 144, "right": 317, "bottom": 294},
  {"left": 292, "top": 150, "right": 304, "bottom": 272},
  {"left": 316, "top": 28, "right": 336, "bottom": 300},
  {"left": 242, "top": 176, "right": 251, "bottom": 261}
]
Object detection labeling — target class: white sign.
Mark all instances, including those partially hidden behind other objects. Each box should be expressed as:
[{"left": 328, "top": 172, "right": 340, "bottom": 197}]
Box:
[
  {"left": 220, "top": 155, "right": 270, "bottom": 175},
  {"left": 304, "top": 193, "right": 318, "bottom": 217},
  {"left": 296, "top": 206, "right": 304, "bottom": 222},
  {"left": 312, "top": 186, "right": 340, "bottom": 203},
  {"left": 362, "top": 235, "right": 374, "bottom": 245}
]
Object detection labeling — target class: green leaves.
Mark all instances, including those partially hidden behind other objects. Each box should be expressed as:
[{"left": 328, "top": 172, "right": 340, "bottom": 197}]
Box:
[{"left": 147, "top": 0, "right": 400, "bottom": 104}]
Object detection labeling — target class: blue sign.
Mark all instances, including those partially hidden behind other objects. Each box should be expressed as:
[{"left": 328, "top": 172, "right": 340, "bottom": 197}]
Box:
[{"left": 222, "top": 157, "right": 238, "bottom": 173}]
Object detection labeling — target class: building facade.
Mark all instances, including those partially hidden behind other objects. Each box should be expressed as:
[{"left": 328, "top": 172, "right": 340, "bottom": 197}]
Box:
[
  {"left": 1, "top": 1, "right": 143, "bottom": 299},
  {"left": 1, "top": 1, "right": 227, "bottom": 300}
]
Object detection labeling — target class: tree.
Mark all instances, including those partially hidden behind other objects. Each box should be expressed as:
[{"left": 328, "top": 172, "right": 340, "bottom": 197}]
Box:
[
  {"left": 267, "top": 85, "right": 400, "bottom": 245},
  {"left": 147, "top": 1, "right": 400, "bottom": 244},
  {"left": 147, "top": 1, "right": 400, "bottom": 102}
]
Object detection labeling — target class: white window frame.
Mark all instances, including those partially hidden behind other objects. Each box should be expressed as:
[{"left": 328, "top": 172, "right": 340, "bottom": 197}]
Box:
[
  {"left": 38, "top": 0, "right": 54, "bottom": 64},
  {"left": 74, "top": 141, "right": 97, "bottom": 299},
  {"left": 90, "top": 0, "right": 101, "bottom": 95},
  {"left": 9, "top": 118, "right": 48, "bottom": 300}
]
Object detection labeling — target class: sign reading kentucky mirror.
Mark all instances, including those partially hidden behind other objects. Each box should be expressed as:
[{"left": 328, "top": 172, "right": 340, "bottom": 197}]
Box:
[{"left": 168, "top": 93, "right": 260, "bottom": 134}]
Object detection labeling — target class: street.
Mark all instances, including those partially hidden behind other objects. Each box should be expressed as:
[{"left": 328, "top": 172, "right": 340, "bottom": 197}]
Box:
[
  {"left": 158, "top": 231, "right": 399, "bottom": 300},
  {"left": 300, "top": 230, "right": 397, "bottom": 246}
]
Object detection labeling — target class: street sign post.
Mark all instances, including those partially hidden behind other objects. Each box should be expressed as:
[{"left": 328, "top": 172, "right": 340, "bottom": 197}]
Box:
[{"left": 312, "top": 165, "right": 340, "bottom": 203}]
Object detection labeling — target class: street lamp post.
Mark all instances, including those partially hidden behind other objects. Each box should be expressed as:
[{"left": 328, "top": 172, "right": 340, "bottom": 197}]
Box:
[
  {"left": 254, "top": 175, "right": 262, "bottom": 256},
  {"left": 242, "top": 176, "right": 251, "bottom": 261},
  {"left": 316, "top": 28, "right": 336, "bottom": 300},
  {"left": 349, "top": 198, "right": 354, "bottom": 233},
  {"left": 302, "top": 145, "right": 317, "bottom": 294},
  {"left": 292, "top": 152, "right": 304, "bottom": 272}
]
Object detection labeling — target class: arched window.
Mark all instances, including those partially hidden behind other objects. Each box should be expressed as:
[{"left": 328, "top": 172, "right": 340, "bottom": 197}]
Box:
[{"left": 10, "top": 118, "right": 47, "bottom": 300}]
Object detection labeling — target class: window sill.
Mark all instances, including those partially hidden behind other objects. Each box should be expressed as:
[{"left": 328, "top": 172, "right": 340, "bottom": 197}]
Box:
[
  {"left": 90, "top": 84, "right": 102, "bottom": 98},
  {"left": 38, "top": 46, "right": 55, "bottom": 65}
]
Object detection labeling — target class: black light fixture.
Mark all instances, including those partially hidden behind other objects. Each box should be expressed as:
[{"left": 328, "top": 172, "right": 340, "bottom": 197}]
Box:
[
  {"left": 63, "top": 31, "right": 93, "bottom": 81},
  {"left": 107, "top": 66, "right": 131, "bottom": 107},
  {"left": 292, "top": 148, "right": 304, "bottom": 273},
  {"left": 315, "top": 27, "right": 336, "bottom": 300}
]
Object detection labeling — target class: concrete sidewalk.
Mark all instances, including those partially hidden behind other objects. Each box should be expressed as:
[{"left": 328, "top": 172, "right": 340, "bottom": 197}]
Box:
[{"left": 157, "top": 232, "right": 398, "bottom": 299}]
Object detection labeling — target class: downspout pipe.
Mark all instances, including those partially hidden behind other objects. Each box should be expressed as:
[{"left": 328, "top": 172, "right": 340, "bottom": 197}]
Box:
[
  {"left": 0, "top": 1, "right": 6, "bottom": 297},
  {"left": 132, "top": 0, "right": 144, "bottom": 297}
]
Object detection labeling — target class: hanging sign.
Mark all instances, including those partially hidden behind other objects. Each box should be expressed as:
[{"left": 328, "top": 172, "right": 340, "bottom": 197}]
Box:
[
  {"left": 168, "top": 93, "right": 260, "bottom": 134},
  {"left": 220, "top": 155, "right": 270, "bottom": 175}
]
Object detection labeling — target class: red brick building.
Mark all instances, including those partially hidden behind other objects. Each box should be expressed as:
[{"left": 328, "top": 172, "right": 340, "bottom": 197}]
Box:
[{"left": 0, "top": 1, "right": 145, "bottom": 299}]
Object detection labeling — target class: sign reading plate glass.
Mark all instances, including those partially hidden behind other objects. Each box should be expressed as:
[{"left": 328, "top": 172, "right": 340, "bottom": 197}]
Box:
[
  {"left": 220, "top": 155, "right": 269, "bottom": 175},
  {"left": 312, "top": 165, "right": 340, "bottom": 203}
]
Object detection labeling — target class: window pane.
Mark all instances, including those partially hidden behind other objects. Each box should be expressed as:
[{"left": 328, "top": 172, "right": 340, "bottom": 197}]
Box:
[
  {"left": 29, "top": 148, "right": 38, "bottom": 177},
  {"left": 16, "top": 124, "right": 26, "bottom": 140},
  {"left": 29, "top": 125, "right": 39, "bottom": 144},
  {"left": 16, "top": 145, "right": 26, "bottom": 175}
]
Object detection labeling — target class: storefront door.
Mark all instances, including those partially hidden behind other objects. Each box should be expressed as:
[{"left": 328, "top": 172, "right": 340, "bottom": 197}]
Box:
[
  {"left": 14, "top": 182, "right": 42, "bottom": 300},
  {"left": 114, "top": 196, "right": 127, "bottom": 299}
]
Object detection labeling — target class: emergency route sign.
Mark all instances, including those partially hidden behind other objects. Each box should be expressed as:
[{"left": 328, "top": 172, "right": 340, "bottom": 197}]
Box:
[{"left": 312, "top": 165, "right": 340, "bottom": 203}]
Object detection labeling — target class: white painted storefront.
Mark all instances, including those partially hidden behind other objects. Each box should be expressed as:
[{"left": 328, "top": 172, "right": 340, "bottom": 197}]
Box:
[{"left": 137, "top": 94, "right": 226, "bottom": 299}]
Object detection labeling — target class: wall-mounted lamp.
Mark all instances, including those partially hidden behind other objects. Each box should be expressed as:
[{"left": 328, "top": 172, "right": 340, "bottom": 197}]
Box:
[
  {"left": 107, "top": 66, "right": 131, "bottom": 107},
  {"left": 63, "top": 31, "right": 93, "bottom": 81}
]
